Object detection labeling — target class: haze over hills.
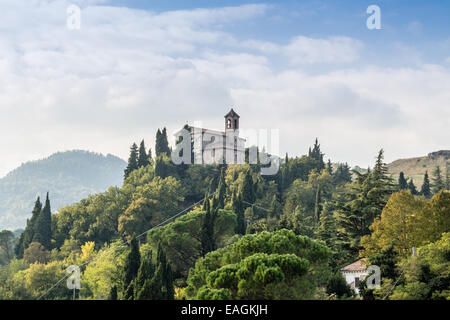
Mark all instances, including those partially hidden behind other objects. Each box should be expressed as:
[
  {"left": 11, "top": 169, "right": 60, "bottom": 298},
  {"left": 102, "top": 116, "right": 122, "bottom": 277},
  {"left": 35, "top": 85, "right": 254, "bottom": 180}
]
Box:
[
  {"left": 0, "top": 150, "right": 126, "bottom": 230},
  {"left": 387, "top": 150, "right": 450, "bottom": 188}
]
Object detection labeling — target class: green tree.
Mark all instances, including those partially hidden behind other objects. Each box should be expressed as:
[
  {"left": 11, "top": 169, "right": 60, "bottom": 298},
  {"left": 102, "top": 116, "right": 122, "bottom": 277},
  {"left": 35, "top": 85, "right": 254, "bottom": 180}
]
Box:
[
  {"left": 124, "top": 143, "right": 139, "bottom": 179},
  {"left": 233, "top": 192, "right": 246, "bottom": 235},
  {"left": 135, "top": 250, "right": 155, "bottom": 299},
  {"left": 408, "top": 179, "right": 418, "bottom": 195},
  {"left": 16, "top": 197, "right": 42, "bottom": 258},
  {"left": 0, "top": 230, "right": 15, "bottom": 262},
  {"left": 201, "top": 205, "right": 216, "bottom": 256},
  {"left": 137, "top": 139, "right": 150, "bottom": 168},
  {"left": 123, "top": 238, "right": 140, "bottom": 299},
  {"left": 216, "top": 168, "right": 226, "bottom": 209},
  {"left": 421, "top": 171, "right": 432, "bottom": 198},
  {"left": 398, "top": 172, "right": 408, "bottom": 190},
  {"left": 431, "top": 166, "right": 445, "bottom": 194},
  {"left": 23, "top": 242, "right": 50, "bottom": 264},
  {"left": 155, "top": 128, "right": 171, "bottom": 156},
  {"left": 33, "top": 193, "right": 52, "bottom": 250}
]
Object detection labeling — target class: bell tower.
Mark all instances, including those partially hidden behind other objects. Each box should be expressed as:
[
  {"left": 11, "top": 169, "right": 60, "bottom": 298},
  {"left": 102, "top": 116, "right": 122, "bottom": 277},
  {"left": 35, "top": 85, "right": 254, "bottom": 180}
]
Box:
[{"left": 224, "top": 108, "right": 240, "bottom": 131}]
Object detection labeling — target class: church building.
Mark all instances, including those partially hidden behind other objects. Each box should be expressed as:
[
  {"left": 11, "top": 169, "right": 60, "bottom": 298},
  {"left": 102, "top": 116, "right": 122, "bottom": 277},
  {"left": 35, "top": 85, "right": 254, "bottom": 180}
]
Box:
[{"left": 182, "top": 108, "right": 246, "bottom": 165}]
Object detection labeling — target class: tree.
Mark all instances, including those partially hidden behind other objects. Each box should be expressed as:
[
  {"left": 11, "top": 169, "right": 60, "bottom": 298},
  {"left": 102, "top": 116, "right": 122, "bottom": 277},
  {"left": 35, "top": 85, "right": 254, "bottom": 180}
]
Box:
[
  {"left": 0, "top": 230, "right": 14, "bottom": 262},
  {"left": 186, "top": 229, "right": 331, "bottom": 300},
  {"left": 135, "top": 250, "right": 155, "bottom": 299},
  {"left": 326, "top": 159, "right": 333, "bottom": 175},
  {"left": 16, "top": 197, "right": 42, "bottom": 258},
  {"left": 308, "top": 138, "right": 325, "bottom": 171},
  {"left": 123, "top": 238, "right": 140, "bottom": 299},
  {"left": 408, "top": 179, "right": 418, "bottom": 195},
  {"left": 216, "top": 168, "right": 226, "bottom": 209},
  {"left": 23, "top": 242, "right": 50, "bottom": 264},
  {"left": 33, "top": 193, "right": 52, "bottom": 250},
  {"left": 326, "top": 272, "right": 353, "bottom": 298},
  {"left": 420, "top": 171, "right": 432, "bottom": 198},
  {"left": 241, "top": 169, "right": 255, "bottom": 205},
  {"left": 333, "top": 163, "right": 352, "bottom": 185},
  {"left": 431, "top": 166, "right": 445, "bottom": 194},
  {"left": 155, "top": 128, "right": 171, "bottom": 156},
  {"left": 201, "top": 205, "right": 216, "bottom": 256},
  {"left": 233, "top": 192, "right": 246, "bottom": 235},
  {"left": 124, "top": 143, "right": 139, "bottom": 179},
  {"left": 398, "top": 172, "right": 408, "bottom": 190},
  {"left": 137, "top": 140, "right": 150, "bottom": 168}
]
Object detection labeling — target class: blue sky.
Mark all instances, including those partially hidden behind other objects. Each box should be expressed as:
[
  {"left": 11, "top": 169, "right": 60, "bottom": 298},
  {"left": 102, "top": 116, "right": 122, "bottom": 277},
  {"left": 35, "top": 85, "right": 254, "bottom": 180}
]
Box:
[{"left": 0, "top": 0, "right": 449, "bottom": 177}]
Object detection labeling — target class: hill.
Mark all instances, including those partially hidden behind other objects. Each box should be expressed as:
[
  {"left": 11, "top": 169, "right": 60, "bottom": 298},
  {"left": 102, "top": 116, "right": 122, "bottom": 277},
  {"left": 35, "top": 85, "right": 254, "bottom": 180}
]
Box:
[
  {"left": 387, "top": 150, "right": 450, "bottom": 188},
  {"left": 0, "top": 150, "right": 126, "bottom": 230}
]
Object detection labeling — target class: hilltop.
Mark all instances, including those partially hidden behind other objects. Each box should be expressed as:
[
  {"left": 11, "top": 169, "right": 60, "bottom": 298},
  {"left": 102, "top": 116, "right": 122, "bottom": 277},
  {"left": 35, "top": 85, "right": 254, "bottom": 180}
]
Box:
[
  {"left": 0, "top": 150, "right": 126, "bottom": 230},
  {"left": 387, "top": 150, "right": 450, "bottom": 187}
]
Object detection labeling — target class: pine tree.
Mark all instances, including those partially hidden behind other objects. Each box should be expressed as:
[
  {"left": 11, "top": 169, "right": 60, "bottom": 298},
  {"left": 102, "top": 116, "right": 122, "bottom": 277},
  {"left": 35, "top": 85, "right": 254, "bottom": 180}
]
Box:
[
  {"left": 408, "top": 179, "right": 418, "bottom": 195},
  {"left": 233, "top": 192, "right": 246, "bottom": 235},
  {"left": 398, "top": 172, "right": 408, "bottom": 190},
  {"left": 137, "top": 139, "right": 150, "bottom": 168},
  {"left": 124, "top": 143, "right": 139, "bottom": 179},
  {"left": 309, "top": 138, "right": 325, "bottom": 171},
  {"left": 326, "top": 159, "right": 333, "bottom": 175},
  {"left": 33, "top": 193, "right": 52, "bottom": 250},
  {"left": 216, "top": 168, "right": 226, "bottom": 209},
  {"left": 333, "top": 163, "right": 352, "bottom": 184},
  {"left": 420, "top": 171, "right": 432, "bottom": 198},
  {"left": 155, "top": 128, "right": 171, "bottom": 156},
  {"left": 123, "top": 238, "right": 140, "bottom": 299},
  {"left": 431, "top": 166, "right": 445, "bottom": 194}
]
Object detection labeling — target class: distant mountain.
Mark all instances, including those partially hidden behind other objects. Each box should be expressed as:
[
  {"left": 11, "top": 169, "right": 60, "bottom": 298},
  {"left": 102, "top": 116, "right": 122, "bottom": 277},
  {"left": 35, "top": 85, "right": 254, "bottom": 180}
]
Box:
[
  {"left": 387, "top": 150, "right": 450, "bottom": 188},
  {"left": 0, "top": 150, "right": 126, "bottom": 230}
]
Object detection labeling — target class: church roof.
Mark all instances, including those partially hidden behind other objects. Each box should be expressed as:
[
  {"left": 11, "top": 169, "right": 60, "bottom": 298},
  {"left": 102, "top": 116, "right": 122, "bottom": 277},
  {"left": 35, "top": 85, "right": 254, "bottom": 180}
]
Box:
[{"left": 224, "top": 108, "right": 240, "bottom": 118}]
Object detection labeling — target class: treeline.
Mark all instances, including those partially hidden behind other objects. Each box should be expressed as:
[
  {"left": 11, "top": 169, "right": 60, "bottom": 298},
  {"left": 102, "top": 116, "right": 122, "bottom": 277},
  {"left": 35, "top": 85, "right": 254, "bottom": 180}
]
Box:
[{"left": 0, "top": 132, "right": 448, "bottom": 300}]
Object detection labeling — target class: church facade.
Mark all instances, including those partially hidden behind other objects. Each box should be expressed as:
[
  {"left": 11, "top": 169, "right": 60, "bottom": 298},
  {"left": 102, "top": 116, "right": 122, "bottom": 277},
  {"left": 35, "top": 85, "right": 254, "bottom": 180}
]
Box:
[{"left": 183, "top": 108, "right": 246, "bottom": 165}]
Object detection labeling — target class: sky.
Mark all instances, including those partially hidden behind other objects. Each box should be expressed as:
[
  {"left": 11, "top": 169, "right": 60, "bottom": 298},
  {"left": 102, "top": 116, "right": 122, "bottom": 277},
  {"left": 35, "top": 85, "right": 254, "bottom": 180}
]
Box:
[{"left": 0, "top": 0, "right": 449, "bottom": 177}]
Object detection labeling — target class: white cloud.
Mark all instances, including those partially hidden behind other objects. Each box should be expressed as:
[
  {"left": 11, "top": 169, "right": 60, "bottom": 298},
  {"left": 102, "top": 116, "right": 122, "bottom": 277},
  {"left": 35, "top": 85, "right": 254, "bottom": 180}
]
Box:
[
  {"left": 284, "top": 36, "right": 363, "bottom": 64},
  {"left": 0, "top": 0, "right": 448, "bottom": 179}
]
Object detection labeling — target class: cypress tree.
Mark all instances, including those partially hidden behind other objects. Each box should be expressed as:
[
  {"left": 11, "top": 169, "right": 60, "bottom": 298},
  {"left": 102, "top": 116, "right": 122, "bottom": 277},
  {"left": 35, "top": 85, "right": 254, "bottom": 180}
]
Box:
[
  {"left": 398, "top": 172, "right": 408, "bottom": 190},
  {"left": 156, "top": 128, "right": 171, "bottom": 156},
  {"left": 124, "top": 143, "right": 139, "bottom": 179},
  {"left": 123, "top": 238, "right": 140, "bottom": 299},
  {"left": 242, "top": 169, "right": 255, "bottom": 205},
  {"left": 200, "top": 204, "right": 215, "bottom": 255},
  {"left": 420, "top": 171, "right": 432, "bottom": 198},
  {"left": 16, "top": 196, "right": 42, "bottom": 257},
  {"left": 135, "top": 250, "right": 155, "bottom": 299},
  {"left": 33, "top": 192, "right": 52, "bottom": 250},
  {"left": 216, "top": 168, "right": 226, "bottom": 209},
  {"left": 137, "top": 139, "right": 150, "bottom": 168},
  {"left": 408, "top": 179, "right": 418, "bottom": 195},
  {"left": 309, "top": 138, "right": 325, "bottom": 171},
  {"left": 233, "top": 192, "right": 246, "bottom": 235},
  {"left": 431, "top": 166, "right": 445, "bottom": 194},
  {"left": 268, "top": 194, "right": 280, "bottom": 219}
]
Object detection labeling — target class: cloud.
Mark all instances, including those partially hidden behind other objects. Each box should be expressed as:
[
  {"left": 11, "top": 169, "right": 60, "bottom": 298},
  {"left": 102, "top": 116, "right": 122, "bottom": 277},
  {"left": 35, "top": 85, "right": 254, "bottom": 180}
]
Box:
[
  {"left": 284, "top": 36, "right": 363, "bottom": 64},
  {"left": 0, "top": 0, "right": 449, "bottom": 180}
]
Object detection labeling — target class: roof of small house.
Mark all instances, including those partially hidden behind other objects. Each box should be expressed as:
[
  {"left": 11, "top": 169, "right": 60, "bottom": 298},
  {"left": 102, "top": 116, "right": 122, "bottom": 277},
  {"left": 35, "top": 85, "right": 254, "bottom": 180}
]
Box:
[{"left": 340, "top": 258, "right": 368, "bottom": 272}]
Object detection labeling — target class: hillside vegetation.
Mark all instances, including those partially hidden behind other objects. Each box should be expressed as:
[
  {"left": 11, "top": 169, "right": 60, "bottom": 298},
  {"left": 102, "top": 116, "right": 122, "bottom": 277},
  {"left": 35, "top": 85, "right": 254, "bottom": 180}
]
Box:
[{"left": 0, "top": 151, "right": 126, "bottom": 230}]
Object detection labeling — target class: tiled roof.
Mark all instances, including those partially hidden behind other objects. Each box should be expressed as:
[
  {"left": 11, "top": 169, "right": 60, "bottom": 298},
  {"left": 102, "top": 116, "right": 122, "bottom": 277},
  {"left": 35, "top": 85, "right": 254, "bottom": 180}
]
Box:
[{"left": 340, "top": 258, "right": 368, "bottom": 272}]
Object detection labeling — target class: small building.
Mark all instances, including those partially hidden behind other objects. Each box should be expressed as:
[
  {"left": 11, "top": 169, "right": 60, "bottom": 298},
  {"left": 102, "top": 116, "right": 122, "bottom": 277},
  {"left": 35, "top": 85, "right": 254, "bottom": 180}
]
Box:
[
  {"left": 340, "top": 258, "right": 368, "bottom": 295},
  {"left": 179, "top": 108, "right": 246, "bottom": 165}
]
